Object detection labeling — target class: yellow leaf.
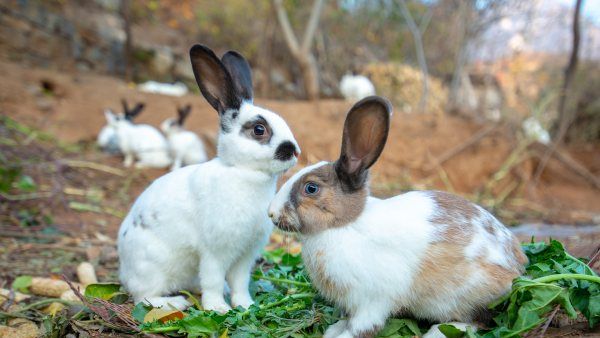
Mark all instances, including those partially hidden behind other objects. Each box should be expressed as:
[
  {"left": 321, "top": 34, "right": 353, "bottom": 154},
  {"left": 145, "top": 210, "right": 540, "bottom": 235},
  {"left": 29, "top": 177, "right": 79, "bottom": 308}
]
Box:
[
  {"left": 219, "top": 328, "right": 229, "bottom": 338},
  {"left": 143, "top": 308, "right": 185, "bottom": 323},
  {"left": 42, "top": 302, "right": 65, "bottom": 316}
]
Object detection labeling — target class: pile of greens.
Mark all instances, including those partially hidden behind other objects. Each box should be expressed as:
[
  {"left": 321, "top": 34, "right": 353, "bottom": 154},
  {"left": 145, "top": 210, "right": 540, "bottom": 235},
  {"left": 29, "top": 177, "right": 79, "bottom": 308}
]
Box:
[{"left": 7, "top": 240, "right": 598, "bottom": 337}]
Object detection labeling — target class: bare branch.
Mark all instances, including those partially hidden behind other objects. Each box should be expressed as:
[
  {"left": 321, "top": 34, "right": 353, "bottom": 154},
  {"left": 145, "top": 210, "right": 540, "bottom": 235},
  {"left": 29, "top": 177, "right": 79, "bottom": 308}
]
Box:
[
  {"left": 418, "top": 6, "right": 432, "bottom": 34},
  {"left": 273, "top": 0, "right": 301, "bottom": 55},
  {"left": 301, "top": 0, "right": 326, "bottom": 53},
  {"left": 398, "top": 0, "right": 429, "bottom": 112}
]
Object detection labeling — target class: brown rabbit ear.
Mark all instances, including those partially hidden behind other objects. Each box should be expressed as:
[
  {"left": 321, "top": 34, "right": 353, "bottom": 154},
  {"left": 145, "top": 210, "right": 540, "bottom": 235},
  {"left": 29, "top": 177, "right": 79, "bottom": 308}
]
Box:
[
  {"left": 334, "top": 96, "right": 392, "bottom": 191},
  {"left": 190, "top": 44, "right": 241, "bottom": 114},
  {"left": 177, "top": 104, "right": 192, "bottom": 125}
]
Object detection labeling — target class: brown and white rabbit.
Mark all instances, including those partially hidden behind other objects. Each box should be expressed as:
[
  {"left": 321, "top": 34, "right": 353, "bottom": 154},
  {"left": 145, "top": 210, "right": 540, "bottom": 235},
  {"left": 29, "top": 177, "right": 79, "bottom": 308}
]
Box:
[{"left": 268, "top": 96, "right": 527, "bottom": 338}]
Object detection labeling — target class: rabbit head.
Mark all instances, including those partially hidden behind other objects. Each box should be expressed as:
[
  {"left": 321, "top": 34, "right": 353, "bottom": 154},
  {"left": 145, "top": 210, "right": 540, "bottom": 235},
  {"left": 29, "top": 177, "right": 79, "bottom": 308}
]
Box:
[
  {"left": 161, "top": 104, "right": 192, "bottom": 134},
  {"left": 190, "top": 44, "right": 300, "bottom": 174},
  {"left": 269, "top": 96, "right": 391, "bottom": 234}
]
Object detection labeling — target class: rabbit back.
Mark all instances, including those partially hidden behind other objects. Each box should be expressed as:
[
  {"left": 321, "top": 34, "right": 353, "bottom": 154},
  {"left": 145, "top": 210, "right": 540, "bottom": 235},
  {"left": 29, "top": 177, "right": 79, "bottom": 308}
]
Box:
[
  {"left": 168, "top": 130, "right": 208, "bottom": 165},
  {"left": 301, "top": 190, "right": 526, "bottom": 323}
]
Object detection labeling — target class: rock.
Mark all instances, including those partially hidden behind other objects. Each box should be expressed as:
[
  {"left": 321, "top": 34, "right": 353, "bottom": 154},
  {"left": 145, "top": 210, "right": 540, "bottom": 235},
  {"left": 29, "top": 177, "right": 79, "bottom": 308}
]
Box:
[
  {"left": 36, "top": 97, "right": 54, "bottom": 111},
  {"left": 151, "top": 47, "right": 174, "bottom": 76},
  {"left": 0, "top": 318, "right": 39, "bottom": 338},
  {"left": 174, "top": 58, "right": 195, "bottom": 80}
]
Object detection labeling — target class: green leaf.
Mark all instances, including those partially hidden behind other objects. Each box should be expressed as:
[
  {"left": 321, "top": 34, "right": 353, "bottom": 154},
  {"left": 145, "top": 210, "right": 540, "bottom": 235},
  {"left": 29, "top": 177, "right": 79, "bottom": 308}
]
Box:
[
  {"left": 12, "top": 275, "right": 32, "bottom": 293},
  {"left": 16, "top": 175, "right": 36, "bottom": 192},
  {"left": 84, "top": 283, "right": 128, "bottom": 303},
  {"left": 132, "top": 302, "right": 153, "bottom": 323},
  {"left": 179, "top": 315, "right": 220, "bottom": 336},
  {"left": 438, "top": 324, "right": 465, "bottom": 338},
  {"left": 0, "top": 166, "right": 21, "bottom": 193}
]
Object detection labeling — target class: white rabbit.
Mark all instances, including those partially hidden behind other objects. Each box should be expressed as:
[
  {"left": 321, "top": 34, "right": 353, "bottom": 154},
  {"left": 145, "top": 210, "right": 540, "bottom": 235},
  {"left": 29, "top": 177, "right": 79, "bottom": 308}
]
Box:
[
  {"left": 268, "top": 96, "right": 527, "bottom": 338},
  {"left": 97, "top": 110, "right": 120, "bottom": 154},
  {"left": 108, "top": 101, "right": 171, "bottom": 169},
  {"left": 118, "top": 44, "right": 300, "bottom": 312},
  {"left": 97, "top": 101, "right": 143, "bottom": 154},
  {"left": 339, "top": 73, "right": 375, "bottom": 101},
  {"left": 160, "top": 104, "right": 208, "bottom": 171}
]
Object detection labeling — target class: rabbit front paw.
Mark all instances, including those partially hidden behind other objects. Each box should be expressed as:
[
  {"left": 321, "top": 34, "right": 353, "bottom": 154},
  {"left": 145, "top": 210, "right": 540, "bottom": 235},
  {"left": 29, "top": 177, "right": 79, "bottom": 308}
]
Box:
[
  {"left": 202, "top": 298, "right": 232, "bottom": 314},
  {"left": 324, "top": 320, "right": 348, "bottom": 338},
  {"left": 231, "top": 292, "right": 254, "bottom": 309}
]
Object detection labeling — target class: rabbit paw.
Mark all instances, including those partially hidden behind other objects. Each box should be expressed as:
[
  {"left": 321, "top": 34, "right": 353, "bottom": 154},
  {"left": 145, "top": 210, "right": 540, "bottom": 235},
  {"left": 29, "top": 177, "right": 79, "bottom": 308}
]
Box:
[
  {"left": 231, "top": 293, "right": 254, "bottom": 309},
  {"left": 202, "top": 299, "right": 232, "bottom": 314},
  {"left": 324, "top": 320, "right": 348, "bottom": 338},
  {"left": 144, "top": 296, "right": 191, "bottom": 311}
]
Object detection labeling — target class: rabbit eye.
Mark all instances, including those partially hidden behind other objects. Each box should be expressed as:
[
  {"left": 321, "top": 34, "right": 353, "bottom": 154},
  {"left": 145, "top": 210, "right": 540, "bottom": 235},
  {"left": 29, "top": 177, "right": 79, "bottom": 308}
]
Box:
[
  {"left": 303, "top": 182, "right": 319, "bottom": 195},
  {"left": 253, "top": 124, "right": 266, "bottom": 136}
]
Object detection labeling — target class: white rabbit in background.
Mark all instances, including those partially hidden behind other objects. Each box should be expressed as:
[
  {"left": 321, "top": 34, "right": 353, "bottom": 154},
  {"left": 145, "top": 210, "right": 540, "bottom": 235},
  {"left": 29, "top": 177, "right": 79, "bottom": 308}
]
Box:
[
  {"left": 118, "top": 44, "right": 300, "bottom": 312},
  {"left": 268, "top": 96, "right": 527, "bottom": 338},
  {"left": 97, "top": 100, "right": 143, "bottom": 154},
  {"left": 108, "top": 100, "right": 171, "bottom": 169},
  {"left": 339, "top": 73, "right": 375, "bottom": 101},
  {"left": 97, "top": 111, "right": 121, "bottom": 154},
  {"left": 160, "top": 104, "right": 208, "bottom": 171}
]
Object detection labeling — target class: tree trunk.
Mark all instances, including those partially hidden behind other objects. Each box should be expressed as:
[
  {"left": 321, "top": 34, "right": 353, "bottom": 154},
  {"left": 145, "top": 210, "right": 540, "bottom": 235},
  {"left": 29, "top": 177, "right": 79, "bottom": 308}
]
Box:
[
  {"left": 272, "top": 0, "right": 324, "bottom": 100},
  {"left": 120, "top": 0, "right": 133, "bottom": 82},
  {"left": 448, "top": 0, "right": 471, "bottom": 113},
  {"left": 553, "top": 0, "right": 582, "bottom": 140},
  {"left": 298, "top": 53, "right": 320, "bottom": 100},
  {"left": 398, "top": 0, "right": 429, "bottom": 113},
  {"left": 531, "top": 0, "right": 583, "bottom": 185}
]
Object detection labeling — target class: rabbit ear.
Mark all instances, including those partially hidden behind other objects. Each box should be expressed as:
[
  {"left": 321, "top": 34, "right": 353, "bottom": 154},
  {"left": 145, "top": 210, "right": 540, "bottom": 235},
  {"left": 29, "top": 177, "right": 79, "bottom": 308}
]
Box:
[
  {"left": 190, "top": 44, "right": 241, "bottom": 114},
  {"left": 221, "top": 51, "right": 253, "bottom": 102},
  {"left": 334, "top": 96, "right": 392, "bottom": 191},
  {"left": 121, "top": 99, "right": 130, "bottom": 114},
  {"left": 126, "top": 103, "right": 145, "bottom": 120},
  {"left": 177, "top": 104, "right": 192, "bottom": 125},
  {"left": 104, "top": 109, "right": 117, "bottom": 123}
]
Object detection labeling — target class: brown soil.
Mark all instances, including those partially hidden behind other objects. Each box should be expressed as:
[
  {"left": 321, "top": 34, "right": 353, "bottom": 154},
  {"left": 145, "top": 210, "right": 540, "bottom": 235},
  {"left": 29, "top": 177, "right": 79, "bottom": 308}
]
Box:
[{"left": 1, "top": 60, "right": 598, "bottom": 230}]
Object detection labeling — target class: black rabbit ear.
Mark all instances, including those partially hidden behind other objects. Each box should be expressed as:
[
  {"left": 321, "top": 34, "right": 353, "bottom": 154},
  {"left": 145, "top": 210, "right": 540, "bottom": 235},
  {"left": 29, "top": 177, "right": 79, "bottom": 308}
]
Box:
[
  {"left": 121, "top": 99, "right": 129, "bottom": 114},
  {"left": 190, "top": 44, "right": 242, "bottom": 114},
  {"left": 221, "top": 51, "right": 253, "bottom": 102},
  {"left": 127, "top": 103, "right": 145, "bottom": 120},
  {"left": 177, "top": 104, "right": 192, "bottom": 125},
  {"left": 334, "top": 96, "right": 392, "bottom": 191}
]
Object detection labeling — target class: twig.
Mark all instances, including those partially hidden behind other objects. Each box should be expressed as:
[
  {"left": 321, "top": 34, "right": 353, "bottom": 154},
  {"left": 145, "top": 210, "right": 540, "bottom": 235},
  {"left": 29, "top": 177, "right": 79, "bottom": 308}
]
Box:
[
  {"left": 539, "top": 305, "right": 561, "bottom": 338},
  {"left": 436, "top": 165, "right": 455, "bottom": 193},
  {"left": 0, "top": 229, "right": 63, "bottom": 240},
  {"left": 588, "top": 245, "right": 600, "bottom": 268},
  {"left": 426, "top": 124, "right": 498, "bottom": 171},
  {"left": 12, "top": 243, "right": 88, "bottom": 254},
  {"left": 69, "top": 201, "right": 125, "bottom": 218},
  {"left": 482, "top": 139, "right": 531, "bottom": 199},
  {"left": 61, "top": 159, "right": 126, "bottom": 177},
  {"left": 0, "top": 191, "right": 53, "bottom": 201},
  {"left": 530, "top": 143, "right": 600, "bottom": 190},
  {"left": 63, "top": 276, "right": 139, "bottom": 332}
]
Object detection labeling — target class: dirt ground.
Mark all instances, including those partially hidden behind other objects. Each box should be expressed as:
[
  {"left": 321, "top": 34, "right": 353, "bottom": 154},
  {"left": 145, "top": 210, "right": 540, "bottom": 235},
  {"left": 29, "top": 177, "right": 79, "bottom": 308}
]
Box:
[
  {"left": 0, "top": 58, "right": 599, "bottom": 252},
  {"left": 1, "top": 59, "right": 598, "bottom": 222}
]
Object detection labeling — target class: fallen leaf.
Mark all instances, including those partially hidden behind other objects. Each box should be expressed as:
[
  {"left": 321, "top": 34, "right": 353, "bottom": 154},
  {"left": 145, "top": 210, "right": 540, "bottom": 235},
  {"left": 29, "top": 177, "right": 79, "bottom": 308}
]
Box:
[
  {"left": 42, "top": 302, "right": 65, "bottom": 316},
  {"left": 143, "top": 308, "right": 185, "bottom": 323}
]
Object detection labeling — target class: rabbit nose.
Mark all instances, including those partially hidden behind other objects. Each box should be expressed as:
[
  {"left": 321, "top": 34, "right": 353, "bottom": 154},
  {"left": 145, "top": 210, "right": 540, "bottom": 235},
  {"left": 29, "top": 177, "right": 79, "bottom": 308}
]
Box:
[{"left": 274, "top": 141, "right": 298, "bottom": 161}]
